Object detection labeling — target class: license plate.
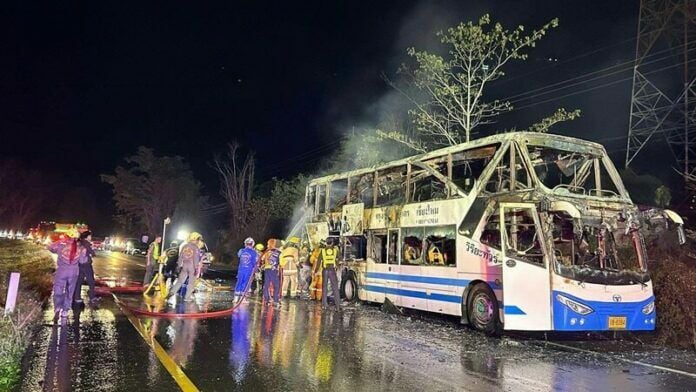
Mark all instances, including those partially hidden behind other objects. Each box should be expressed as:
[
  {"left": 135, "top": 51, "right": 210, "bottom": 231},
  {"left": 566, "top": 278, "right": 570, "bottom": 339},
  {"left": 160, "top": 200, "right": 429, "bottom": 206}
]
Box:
[{"left": 608, "top": 316, "right": 627, "bottom": 329}]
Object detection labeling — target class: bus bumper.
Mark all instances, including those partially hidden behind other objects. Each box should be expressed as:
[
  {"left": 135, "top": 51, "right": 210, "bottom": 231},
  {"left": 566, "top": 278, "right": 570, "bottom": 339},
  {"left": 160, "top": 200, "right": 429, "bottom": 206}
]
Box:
[{"left": 552, "top": 291, "right": 656, "bottom": 331}]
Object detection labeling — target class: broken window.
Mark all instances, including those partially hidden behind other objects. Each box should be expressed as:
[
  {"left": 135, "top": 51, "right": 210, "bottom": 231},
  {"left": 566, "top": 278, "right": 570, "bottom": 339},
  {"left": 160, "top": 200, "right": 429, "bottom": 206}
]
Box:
[
  {"left": 550, "top": 211, "right": 649, "bottom": 285},
  {"left": 387, "top": 229, "right": 399, "bottom": 265},
  {"left": 502, "top": 208, "right": 544, "bottom": 266},
  {"left": 342, "top": 235, "right": 367, "bottom": 261},
  {"left": 479, "top": 211, "right": 502, "bottom": 250},
  {"left": 451, "top": 144, "right": 499, "bottom": 194},
  {"left": 329, "top": 178, "right": 348, "bottom": 212},
  {"left": 369, "top": 232, "right": 387, "bottom": 264},
  {"left": 402, "top": 228, "right": 423, "bottom": 265},
  {"left": 410, "top": 158, "right": 448, "bottom": 202},
  {"left": 376, "top": 166, "right": 407, "bottom": 206},
  {"left": 316, "top": 184, "right": 327, "bottom": 214},
  {"left": 484, "top": 145, "right": 532, "bottom": 194},
  {"left": 351, "top": 172, "right": 374, "bottom": 207},
  {"left": 307, "top": 185, "right": 316, "bottom": 211},
  {"left": 402, "top": 226, "right": 456, "bottom": 267},
  {"left": 526, "top": 145, "right": 622, "bottom": 198}
]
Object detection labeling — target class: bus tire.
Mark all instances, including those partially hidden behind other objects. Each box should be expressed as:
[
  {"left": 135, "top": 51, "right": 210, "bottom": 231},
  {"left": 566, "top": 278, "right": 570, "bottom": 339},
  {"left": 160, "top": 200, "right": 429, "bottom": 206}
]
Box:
[
  {"left": 340, "top": 272, "right": 358, "bottom": 303},
  {"left": 467, "top": 283, "right": 501, "bottom": 336}
]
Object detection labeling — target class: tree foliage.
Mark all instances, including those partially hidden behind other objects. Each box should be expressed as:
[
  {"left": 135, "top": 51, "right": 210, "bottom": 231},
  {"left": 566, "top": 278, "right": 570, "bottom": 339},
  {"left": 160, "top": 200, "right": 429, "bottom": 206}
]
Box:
[
  {"left": 385, "top": 14, "right": 564, "bottom": 150},
  {"left": 0, "top": 160, "right": 46, "bottom": 230},
  {"left": 101, "top": 147, "right": 204, "bottom": 236},
  {"left": 521, "top": 108, "right": 581, "bottom": 133}
]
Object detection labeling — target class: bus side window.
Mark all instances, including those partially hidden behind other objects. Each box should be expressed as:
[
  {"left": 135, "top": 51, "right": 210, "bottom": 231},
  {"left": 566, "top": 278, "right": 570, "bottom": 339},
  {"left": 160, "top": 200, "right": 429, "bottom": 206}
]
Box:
[
  {"left": 402, "top": 228, "right": 423, "bottom": 265},
  {"left": 329, "top": 178, "right": 348, "bottom": 212},
  {"left": 353, "top": 173, "right": 374, "bottom": 207},
  {"left": 317, "top": 184, "right": 327, "bottom": 214},
  {"left": 370, "top": 232, "right": 387, "bottom": 263},
  {"left": 452, "top": 145, "right": 498, "bottom": 194},
  {"left": 376, "top": 166, "right": 407, "bottom": 206},
  {"left": 307, "top": 185, "right": 316, "bottom": 211},
  {"left": 423, "top": 226, "right": 456, "bottom": 267}
]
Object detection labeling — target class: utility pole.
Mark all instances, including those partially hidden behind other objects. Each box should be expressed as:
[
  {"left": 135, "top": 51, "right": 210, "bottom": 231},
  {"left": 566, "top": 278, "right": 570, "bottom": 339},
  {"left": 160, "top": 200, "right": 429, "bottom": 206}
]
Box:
[{"left": 626, "top": 0, "right": 696, "bottom": 175}]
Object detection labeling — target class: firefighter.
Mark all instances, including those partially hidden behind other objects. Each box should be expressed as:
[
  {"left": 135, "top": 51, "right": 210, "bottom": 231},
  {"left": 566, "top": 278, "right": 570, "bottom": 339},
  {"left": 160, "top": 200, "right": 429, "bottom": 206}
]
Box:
[
  {"left": 163, "top": 240, "right": 180, "bottom": 286},
  {"left": 73, "top": 230, "right": 97, "bottom": 304},
  {"left": 48, "top": 228, "right": 87, "bottom": 323},
  {"left": 280, "top": 237, "right": 300, "bottom": 298},
  {"left": 254, "top": 243, "right": 265, "bottom": 294},
  {"left": 262, "top": 239, "right": 282, "bottom": 306},
  {"left": 319, "top": 238, "right": 341, "bottom": 311},
  {"left": 143, "top": 235, "right": 162, "bottom": 285},
  {"left": 298, "top": 242, "right": 311, "bottom": 298},
  {"left": 309, "top": 240, "right": 324, "bottom": 300},
  {"left": 167, "top": 232, "right": 202, "bottom": 302},
  {"left": 235, "top": 237, "right": 258, "bottom": 301}
]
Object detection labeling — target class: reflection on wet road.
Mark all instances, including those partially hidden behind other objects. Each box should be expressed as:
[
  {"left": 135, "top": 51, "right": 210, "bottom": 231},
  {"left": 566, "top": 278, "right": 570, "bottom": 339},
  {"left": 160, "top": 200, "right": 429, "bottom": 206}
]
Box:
[{"left": 23, "top": 251, "right": 696, "bottom": 391}]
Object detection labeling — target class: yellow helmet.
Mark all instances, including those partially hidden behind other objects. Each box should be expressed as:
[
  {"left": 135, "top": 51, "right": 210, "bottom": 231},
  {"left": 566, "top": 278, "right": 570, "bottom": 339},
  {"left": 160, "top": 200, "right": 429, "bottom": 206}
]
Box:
[
  {"left": 66, "top": 228, "right": 80, "bottom": 239},
  {"left": 255, "top": 243, "right": 265, "bottom": 251},
  {"left": 288, "top": 236, "right": 300, "bottom": 244},
  {"left": 188, "top": 232, "right": 203, "bottom": 241}
]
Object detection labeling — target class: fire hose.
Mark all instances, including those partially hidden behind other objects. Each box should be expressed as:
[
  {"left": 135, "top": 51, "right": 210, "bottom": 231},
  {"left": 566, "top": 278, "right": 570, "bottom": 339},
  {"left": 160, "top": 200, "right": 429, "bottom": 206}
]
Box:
[{"left": 110, "top": 264, "right": 261, "bottom": 319}]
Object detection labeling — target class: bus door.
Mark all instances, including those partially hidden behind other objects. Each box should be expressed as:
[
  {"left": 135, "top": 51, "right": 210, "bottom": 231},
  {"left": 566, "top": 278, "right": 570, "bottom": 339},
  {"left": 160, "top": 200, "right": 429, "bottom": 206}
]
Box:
[
  {"left": 499, "top": 203, "right": 552, "bottom": 330},
  {"left": 385, "top": 228, "right": 401, "bottom": 306}
]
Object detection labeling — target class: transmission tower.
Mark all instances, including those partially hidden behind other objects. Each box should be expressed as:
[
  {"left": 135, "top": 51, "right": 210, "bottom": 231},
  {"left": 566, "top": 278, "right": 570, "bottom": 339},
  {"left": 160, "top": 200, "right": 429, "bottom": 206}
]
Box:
[{"left": 626, "top": 0, "right": 696, "bottom": 174}]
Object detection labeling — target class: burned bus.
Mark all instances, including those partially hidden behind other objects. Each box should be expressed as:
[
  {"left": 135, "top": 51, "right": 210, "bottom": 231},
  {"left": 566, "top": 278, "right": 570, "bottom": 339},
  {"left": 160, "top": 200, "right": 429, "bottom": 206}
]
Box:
[{"left": 301, "top": 132, "right": 684, "bottom": 333}]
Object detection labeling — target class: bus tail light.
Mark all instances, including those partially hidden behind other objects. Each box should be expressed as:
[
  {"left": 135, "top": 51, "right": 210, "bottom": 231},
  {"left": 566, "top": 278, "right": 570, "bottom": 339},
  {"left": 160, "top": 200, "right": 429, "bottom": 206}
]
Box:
[{"left": 556, "top": 294, "right": 593, "bottom": 315}]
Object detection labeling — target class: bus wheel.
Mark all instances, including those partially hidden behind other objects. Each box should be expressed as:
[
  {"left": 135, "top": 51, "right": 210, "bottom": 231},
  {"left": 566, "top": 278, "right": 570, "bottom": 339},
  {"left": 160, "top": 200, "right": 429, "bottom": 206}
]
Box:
[
  {"left": 467, "top": 283, "right": 501, "bottom": 336},
  {"left": 340, "top": 272, "right": 358, "bottom": 302}
]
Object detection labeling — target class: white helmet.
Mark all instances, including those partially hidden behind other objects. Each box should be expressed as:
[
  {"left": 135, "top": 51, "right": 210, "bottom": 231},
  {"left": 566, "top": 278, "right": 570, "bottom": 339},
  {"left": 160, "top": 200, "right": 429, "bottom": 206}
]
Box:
[{"left": 244, "top": 237, "right": 255, "bottom": 247}]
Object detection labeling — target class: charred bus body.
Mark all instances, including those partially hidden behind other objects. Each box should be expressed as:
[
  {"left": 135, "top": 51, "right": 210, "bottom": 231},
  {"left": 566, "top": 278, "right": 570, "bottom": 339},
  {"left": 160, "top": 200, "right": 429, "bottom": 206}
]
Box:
[{"left": 301, "top": 132, "right": 683, "bottom": 333}]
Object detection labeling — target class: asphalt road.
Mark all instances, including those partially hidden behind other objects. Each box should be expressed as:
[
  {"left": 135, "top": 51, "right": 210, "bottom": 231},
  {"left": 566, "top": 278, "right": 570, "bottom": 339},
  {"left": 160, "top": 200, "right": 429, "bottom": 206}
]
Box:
[{"left": 21, "top": 251, "right": 696, "bottom": 391}]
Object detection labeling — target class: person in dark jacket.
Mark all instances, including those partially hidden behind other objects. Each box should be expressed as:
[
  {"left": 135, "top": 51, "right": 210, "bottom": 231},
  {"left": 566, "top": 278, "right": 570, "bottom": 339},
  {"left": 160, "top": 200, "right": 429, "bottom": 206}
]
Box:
[{"left": 74, "top": 231, "right": 98, "bottom": 304}]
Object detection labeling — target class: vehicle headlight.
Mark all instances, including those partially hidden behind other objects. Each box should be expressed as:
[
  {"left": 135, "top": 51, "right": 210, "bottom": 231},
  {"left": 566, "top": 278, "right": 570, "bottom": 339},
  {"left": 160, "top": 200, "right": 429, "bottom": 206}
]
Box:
[
  {"left": 642, "top": 301, "right": 655, "bottom": 315},
  {"left": 556, "top": 294, "right": 593, "bottom": 315}
]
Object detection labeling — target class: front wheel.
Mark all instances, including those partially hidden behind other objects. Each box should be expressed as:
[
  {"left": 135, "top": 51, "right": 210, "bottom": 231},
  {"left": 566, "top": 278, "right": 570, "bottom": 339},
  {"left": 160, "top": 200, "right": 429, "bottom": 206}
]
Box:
[
  {"left": 340, "top": 272, "right": 358, "bottom": 302},
  {"left": 467, "top": 283, "right": 501, "bottom": 336}
]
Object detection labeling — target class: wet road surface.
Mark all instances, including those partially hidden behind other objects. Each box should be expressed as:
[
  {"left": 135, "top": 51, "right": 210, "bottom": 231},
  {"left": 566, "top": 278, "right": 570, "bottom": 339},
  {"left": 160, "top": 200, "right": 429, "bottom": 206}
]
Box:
[{"left": 22, "top": 251, "right": 696, "bottom": 391}]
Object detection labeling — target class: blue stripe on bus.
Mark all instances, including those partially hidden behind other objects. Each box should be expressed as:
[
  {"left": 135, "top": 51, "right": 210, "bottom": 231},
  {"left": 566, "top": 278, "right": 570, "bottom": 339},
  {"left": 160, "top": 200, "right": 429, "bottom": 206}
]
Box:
[
  {"left": 366, "top": 272, "right": 501, "bottom": 290},
  {"left": 503, "top": 305, "right": 526, "bottom": 315},
  {"left": 364, "top": 285, "right": 461, "bottom": 303}
]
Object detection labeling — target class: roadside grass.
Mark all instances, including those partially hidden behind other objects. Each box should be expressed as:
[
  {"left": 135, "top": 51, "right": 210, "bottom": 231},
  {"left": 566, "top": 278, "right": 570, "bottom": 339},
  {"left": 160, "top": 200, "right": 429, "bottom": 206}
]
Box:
[
  {"left": 0, "top": 239, "right": 53, "bottom": 391},
  {"left": 646, "top": 230, "right": 696, "bottom": 351}
]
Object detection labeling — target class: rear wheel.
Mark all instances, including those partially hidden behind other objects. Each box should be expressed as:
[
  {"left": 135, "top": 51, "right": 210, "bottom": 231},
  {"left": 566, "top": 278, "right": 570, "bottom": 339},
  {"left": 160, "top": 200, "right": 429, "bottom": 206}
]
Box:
[
  {"left": 467, "top": 283, "right": 501, "bottom": 336},
  {"left": 340, "top": 272, "right": 358, "bottom": 302}
]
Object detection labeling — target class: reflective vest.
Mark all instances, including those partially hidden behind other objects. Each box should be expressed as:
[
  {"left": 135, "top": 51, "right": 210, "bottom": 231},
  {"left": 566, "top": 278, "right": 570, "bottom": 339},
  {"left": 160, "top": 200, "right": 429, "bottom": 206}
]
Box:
[{"left": 321, "top": 247, "right": 337, "bottom": 268}]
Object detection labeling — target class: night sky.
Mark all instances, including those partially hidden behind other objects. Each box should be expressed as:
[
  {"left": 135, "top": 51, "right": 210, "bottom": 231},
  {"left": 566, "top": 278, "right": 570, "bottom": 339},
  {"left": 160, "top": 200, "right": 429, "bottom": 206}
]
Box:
[{"left": 3, "top": 1, "right": 672, "bottom": 231}]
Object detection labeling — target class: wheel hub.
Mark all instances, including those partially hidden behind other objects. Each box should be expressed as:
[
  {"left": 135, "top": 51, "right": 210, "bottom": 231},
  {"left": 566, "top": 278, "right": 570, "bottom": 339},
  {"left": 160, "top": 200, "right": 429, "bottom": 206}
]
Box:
[{"left": 472, "top": 293, "right": 494, "bottom": 324}]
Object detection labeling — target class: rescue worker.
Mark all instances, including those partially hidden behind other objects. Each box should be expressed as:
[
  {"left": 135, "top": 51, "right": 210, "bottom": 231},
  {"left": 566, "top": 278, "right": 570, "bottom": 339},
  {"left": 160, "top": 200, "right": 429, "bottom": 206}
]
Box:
[
  {"left": 280, "top": 237, "right": 300, "bottom": 298},
  {"left": 254, "top": 243, "right": 265, "bottom": 294},
  {"left": 262, "top": 239, "right": 282, "bottom": 306},
  {"left": 163, "top": 240, "right": 180, "bottom": 285},
  {"left": 309, "top": 240, "right": 324, "bottom": 301},
  {"left": 48, "top": 228, "right": 87, "bottom": 323},
  {"left": 198, "top": 240, "right": 212, "bottom": 277},
  {"left": 235, "top": 237, "right": 258, "bottom": 301},
  {"left": 143, "top": 235, "right": 162, "bottom": 285},
  {"left": 167, "top": 232, "right": 202, "bottom": 302},
  {"left": 73, "top": 230, "right": 97, "bottom": 304},
  {"left": 298, "top": 242, "right": 311, "bottom": 298},
  {"left": 319, "top": 237, "right": 341, "bottom": 311}
]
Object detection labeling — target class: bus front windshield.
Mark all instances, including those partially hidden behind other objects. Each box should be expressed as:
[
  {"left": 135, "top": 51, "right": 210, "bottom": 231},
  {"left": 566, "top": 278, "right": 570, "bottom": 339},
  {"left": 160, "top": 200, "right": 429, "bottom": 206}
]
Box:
[
  {"left": 526, "top": 144, "right": 624, "bottom": 199},
  {"left": 551, "top": 212, "right": 649, "bottom": 285}
]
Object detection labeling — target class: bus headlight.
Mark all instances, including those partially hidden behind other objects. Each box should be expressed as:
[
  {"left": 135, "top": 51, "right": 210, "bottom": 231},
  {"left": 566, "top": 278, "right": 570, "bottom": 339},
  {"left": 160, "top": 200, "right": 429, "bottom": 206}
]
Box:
[
  {"left": 642, "top": 301, "right": 655, "bottom": 315},
  {"left": 556, "top": 294, "right": 593, "bottom": 315}
]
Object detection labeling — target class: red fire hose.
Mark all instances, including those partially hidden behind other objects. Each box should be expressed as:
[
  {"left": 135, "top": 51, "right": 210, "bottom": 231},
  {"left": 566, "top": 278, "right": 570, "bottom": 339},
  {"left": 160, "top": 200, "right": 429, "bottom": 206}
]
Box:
[{"left": 110, "top": 264, "right": 261, "bottom": 319}]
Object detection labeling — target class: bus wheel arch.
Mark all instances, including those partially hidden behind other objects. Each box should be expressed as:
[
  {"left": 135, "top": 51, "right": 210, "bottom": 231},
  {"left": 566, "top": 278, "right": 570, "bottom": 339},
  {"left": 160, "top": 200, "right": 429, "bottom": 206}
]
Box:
[
  {"left": 463, "top": 281, "right": 501, "bottom": 336},
  {"left": 340, "top": 270, "right": 358, "bottom": 302}
]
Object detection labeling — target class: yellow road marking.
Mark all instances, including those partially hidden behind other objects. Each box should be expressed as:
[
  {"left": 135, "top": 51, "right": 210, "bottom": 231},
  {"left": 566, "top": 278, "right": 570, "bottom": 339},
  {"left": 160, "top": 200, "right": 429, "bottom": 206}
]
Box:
[{"left": 114, "top": 296, "right": 200, "bottom": 391}]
